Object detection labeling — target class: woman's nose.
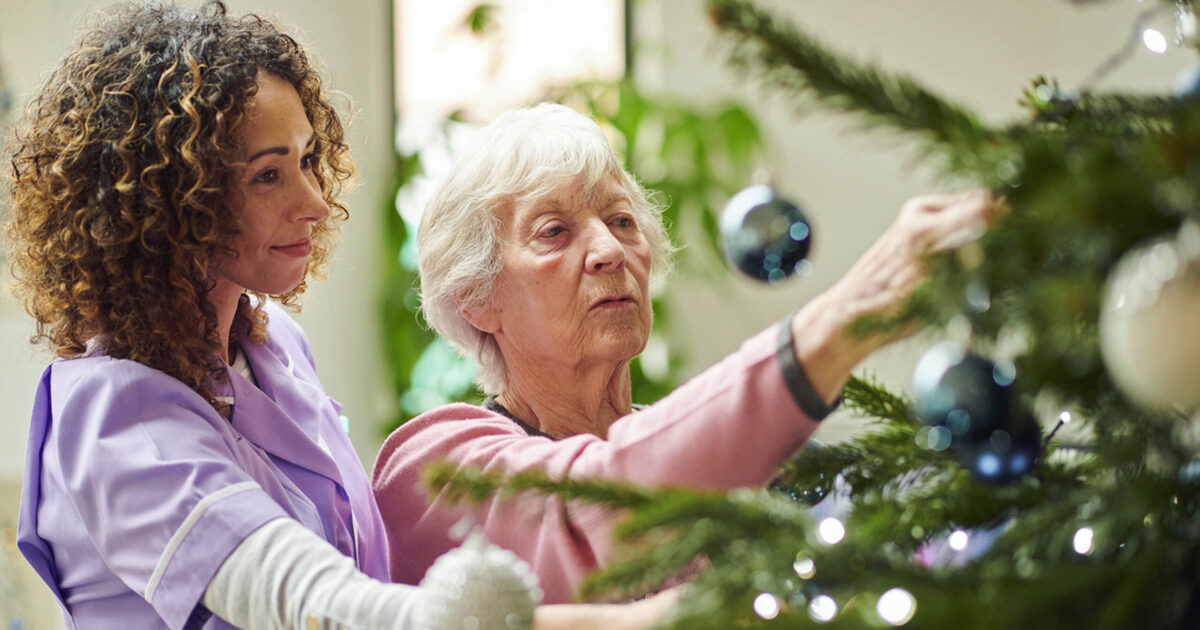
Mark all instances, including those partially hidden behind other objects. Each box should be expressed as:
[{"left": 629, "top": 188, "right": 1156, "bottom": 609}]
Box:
[
  {"left": 584, "top": 223, "right": 625, "bottom": 273},
  {"left": 295, "top": 177, "right": 331, "bottom": 223}
]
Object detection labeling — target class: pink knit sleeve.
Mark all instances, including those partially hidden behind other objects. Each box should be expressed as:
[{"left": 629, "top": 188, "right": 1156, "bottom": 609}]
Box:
[{"left": 372, "top": 322, "right": 824, "bottom": 602}]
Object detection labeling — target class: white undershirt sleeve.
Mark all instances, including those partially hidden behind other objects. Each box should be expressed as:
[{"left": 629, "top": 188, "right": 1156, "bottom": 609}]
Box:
[{"left": 203, "top": 517, "right": 421, "bottom": 629}]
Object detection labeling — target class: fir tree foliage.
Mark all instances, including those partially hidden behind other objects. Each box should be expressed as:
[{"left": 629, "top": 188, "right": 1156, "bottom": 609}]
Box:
[{"left": 434, "top": 0, "right": 1200, "bottom": 627}]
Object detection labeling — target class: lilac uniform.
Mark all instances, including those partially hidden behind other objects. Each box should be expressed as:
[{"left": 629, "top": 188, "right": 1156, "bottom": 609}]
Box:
[{"left": 18, "top": 301, "right": 388, "bottom": 629}]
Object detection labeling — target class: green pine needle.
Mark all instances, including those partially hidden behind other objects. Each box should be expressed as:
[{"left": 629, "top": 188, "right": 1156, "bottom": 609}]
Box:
[{"left": 706, "top": 0, "right": 1008, "bottom": 179}]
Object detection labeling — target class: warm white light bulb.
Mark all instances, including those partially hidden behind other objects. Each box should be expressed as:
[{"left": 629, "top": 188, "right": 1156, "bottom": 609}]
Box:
[
  {"left": 877, "top": 587, "right": 917, "bottom": 626},
  {"left": 818, "top": 517, "right": 846, "bottom": 545},
  {"left": 1073, "top": 527, "right": 1095, "bottom": 555},
  {"left": 753, "top": 592, "right": 780, "bottom": 620},
  {"left": 948, "top": 529, "right": 970, "bottom": 552},
  {"left": 808, "top": 595, "right": 838, "bottom": 622},
  {"left": 1143, "top": 28, "right": 1169, "bottom": 53},
  {"left": 793, "top": 556, "right": 816, "bottom": 579}
]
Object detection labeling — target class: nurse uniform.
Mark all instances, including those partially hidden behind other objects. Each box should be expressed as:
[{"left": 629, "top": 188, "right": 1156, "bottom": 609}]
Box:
[{"left": 17, "top": 301, "right": 388, "bottom": 629}]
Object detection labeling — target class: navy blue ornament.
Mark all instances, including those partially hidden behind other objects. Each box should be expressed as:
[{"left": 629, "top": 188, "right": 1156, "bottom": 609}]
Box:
[
  {"left": 771, "top": 475, "right": 831, "bottom": 506},
  {"left": 912, "top": 342, "right": 1040, "bottom": 484},
  {"left": 912, "top": 342, "right": 1015, "bottom": 444},
  {"left": 955, "top": 410, "right": 1041, "bottom": 485},
  {"left": 720, "top": 185, "right": 813, "bottom": 284}
]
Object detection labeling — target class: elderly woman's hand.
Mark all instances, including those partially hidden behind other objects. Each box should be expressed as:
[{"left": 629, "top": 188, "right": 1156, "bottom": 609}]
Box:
[
  {"left": 788, "top": 189, "right": 1005, "bottom": 404},
  {"left": 533, "top": 588, "right": 681, "bottom": 630}
]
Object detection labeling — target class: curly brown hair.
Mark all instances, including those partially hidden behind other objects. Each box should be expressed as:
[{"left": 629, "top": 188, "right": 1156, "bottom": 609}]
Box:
[{"left": 3, "top": 1, "right": 354, "bottom": 410}]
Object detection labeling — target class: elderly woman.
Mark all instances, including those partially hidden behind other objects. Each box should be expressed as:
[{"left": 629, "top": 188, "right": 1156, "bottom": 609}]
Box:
[
  {"left": 7, "top": 4, "right": 674, "bottom": 628},
  {"left": 373, "top": 102, "right": 998, "bottom": 602}
]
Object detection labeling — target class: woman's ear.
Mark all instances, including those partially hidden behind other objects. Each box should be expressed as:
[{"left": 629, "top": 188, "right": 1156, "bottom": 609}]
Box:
[{"left": 461, "top": 302, "right": 501, "bottom": 334}]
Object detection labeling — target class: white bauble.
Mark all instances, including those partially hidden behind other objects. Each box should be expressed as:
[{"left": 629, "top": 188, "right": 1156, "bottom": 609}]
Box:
[
  {"left": 1100, "top": 221, "right": 1200, "bottom": 411},
  {"left": 416, "top": 531, "right": 543, "bottom": 630}
]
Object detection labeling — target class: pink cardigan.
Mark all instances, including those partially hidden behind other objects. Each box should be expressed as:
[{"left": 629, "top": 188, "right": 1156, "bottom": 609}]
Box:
[{"left": 372, "top": 322, "right": 828, "bottom": 603}]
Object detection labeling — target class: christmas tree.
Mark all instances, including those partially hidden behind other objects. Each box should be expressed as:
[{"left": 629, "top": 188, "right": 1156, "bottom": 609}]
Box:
[{"left": 431, "top": 0, "right": 1200, "bottom": 627}]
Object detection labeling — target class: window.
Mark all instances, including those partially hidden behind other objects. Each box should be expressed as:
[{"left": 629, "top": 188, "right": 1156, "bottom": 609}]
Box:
[{"left": 394, "top": 0, "right": 626, "bottom": 127}]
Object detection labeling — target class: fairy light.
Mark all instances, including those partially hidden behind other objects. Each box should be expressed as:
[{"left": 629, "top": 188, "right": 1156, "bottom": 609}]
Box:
[
  {"left": 1143, "top": 28, "right": 1168, "bottom": 53},
  {"left": 818, "top": 517, "right": 846, "bottom": 545},
  {"left": 1073, "top": 527, "right": 1095, "bottom": 555},
  {"left": 753, "top": 592, "right": 780, "bottom": 619},
  {"left": 793, "top": 555, "right": 816, "bottom": 579},
  {"left": 877, "top": 588, "right": 917, "bottom": 626},
  {"left": 808, "top": 595, "right": 838, "bottom": 622},
  {"left": 1077, "top": 4, "right": 1176, "bottom": 89},
  {"left": 948, "top": 529, "right": 970, "bottom": 552}
]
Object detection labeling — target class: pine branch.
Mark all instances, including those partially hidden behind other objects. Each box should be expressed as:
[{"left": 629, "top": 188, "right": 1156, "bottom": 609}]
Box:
[
  {"left": 423, "top": 461, "right": 660, "bottom": 509},
  {"left": 1011, "top": 79, "right": 1179, "bottom": 134},
  {"left": 580, "top": 490, "right": 814, "bottom": 600},
  {"left": 706, "top": 0, "right": 1007, "bottom": 178},
  {"left": 841, "top": 374, "right": 920, "bottom": 427}
]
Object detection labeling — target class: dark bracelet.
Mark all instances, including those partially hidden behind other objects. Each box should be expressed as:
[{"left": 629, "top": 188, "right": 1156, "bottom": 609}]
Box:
[{"left": 776, "top": 315, "right": 841, "bottom": 421}]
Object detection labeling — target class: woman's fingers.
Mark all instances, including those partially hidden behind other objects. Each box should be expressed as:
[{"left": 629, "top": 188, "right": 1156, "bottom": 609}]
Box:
[
  {"left": 624, "top": 588, "right": 683, "bottom": 629},
  {"left": 815, "top": 188, "right": 1005, "bottom": 343},
  {"left": 532, "top": 588, "right": 682, "bottom": 630},
  {"left": 907, "top": 189, "right": 1006, "bottom": 254},
  {"left": 788, "top": 189, "right": 1007, "bottom": 405}
]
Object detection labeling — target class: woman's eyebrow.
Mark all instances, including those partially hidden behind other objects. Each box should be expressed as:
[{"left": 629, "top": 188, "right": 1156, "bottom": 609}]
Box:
[
  {"left": 602, "top": 192, "right": 631, "bottom": 207},
  {"left": 246, "top": 133, "right": 317, "bottom": 163}
]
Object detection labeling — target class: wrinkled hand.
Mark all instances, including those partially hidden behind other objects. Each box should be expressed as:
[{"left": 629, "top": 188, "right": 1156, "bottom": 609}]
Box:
[
  {"left": 617, "top": 589, "right": 682, "bottom": 630},
  {"left": 837, "top": 189, "right": 1003, "bottom": 329},
  {"left": 791, "top": 189, "right": 1006, "bottom": 404},
  {"left": 533, "top": 588, "right": 681, "bottom": 630}
]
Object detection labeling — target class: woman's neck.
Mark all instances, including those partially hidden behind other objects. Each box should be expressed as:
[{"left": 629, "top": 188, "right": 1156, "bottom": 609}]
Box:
[
  {"left": 497, "top": 359, "right": 633, "bottom": 439},
  {"left": 209, "top": 278, "right": 244, "bottom": 364}
]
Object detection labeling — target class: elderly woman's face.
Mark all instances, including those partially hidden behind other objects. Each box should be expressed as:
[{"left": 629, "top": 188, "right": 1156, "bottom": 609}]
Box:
[{"left": 468, "top": 176, "right": 653, "bottom": 373}]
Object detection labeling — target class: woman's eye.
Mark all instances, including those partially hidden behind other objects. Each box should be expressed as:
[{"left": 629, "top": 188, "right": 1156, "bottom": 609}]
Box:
[
  {"left": 612, "top": 216, "right": 634, "bottom": 228},
  {"left": 540, "top": 226, "right": 565, "bottom": 238},
  {"left": 254, "top": 168, "right": 279, "bottom": 184},
  {"left": 301, "top": 153, "right": 318, "bottom": 170}
]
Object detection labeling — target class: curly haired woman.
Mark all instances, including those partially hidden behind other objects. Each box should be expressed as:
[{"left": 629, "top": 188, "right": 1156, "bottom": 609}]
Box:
[{"left": 4, "top": 2, "right": 673, "bottom": 628}]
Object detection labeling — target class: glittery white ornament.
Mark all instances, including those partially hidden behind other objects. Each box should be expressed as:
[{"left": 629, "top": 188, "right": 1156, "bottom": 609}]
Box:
[
  {"left": 1100, "top": 220, "right": 1200, "bottom": 411},
  {"left": 416, "top": 531, "right": 543, "bottom": 630}
]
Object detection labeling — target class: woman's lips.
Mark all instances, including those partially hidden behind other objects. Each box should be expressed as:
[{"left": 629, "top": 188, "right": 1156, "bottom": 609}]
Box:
[
  {"left": 272, "top": 239, "right": 312, "bottom": 257},
  {"left": 591, "top": 296, "right": 635, "bottom": 310}
]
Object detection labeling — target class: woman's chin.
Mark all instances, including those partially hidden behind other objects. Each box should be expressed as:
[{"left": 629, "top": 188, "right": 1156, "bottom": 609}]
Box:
[
  {"left": 251, "top": 276, "right": 306, "bottom": 297},
  {"left": 588, "top": 333, "right": 649, "bottom": 365}
]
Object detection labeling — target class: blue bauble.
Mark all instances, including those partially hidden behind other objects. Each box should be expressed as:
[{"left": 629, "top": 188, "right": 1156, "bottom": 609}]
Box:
[
  {"left": 955, "top": 411, "right": 1041, "bottom": 485},
  {"left": 912, "top": 342, "right": 1015, "bottom": 444},
  {"left": 721, "top": 185, "right": 813, "bottom": 284}
]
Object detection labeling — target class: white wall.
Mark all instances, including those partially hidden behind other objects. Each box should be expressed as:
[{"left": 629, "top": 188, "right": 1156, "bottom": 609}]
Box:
[{"left": 635, "top": 0, "right": 1194, "bottom": 442}]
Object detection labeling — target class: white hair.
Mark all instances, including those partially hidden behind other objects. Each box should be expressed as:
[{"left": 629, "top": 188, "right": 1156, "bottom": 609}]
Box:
[{"left": 417, "top": 102, "right": 675, "bottom": 394}]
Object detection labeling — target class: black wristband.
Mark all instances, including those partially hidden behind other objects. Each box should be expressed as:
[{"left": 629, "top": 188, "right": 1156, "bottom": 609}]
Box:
[{"left": 776, "top": 315, "right": 841, "bottom": 421}]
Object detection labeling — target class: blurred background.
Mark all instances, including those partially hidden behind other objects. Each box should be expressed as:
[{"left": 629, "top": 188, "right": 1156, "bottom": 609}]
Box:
[{"left": 0, "top": 0, "right": 1191, "bottom": 626}]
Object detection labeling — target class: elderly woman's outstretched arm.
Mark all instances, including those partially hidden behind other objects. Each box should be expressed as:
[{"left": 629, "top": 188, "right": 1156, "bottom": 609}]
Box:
[
  {"left": 790, "top": 190, "right": 1001, "bottom": 404},
  {"left": 373, "top": 186, "right": 1001, "bottom": 602}
]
